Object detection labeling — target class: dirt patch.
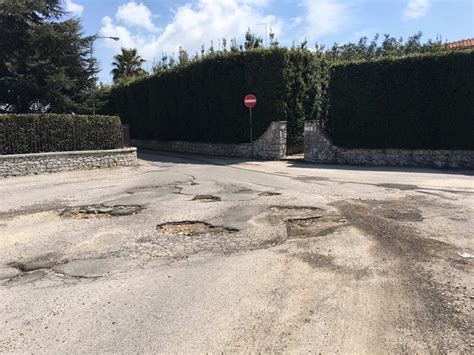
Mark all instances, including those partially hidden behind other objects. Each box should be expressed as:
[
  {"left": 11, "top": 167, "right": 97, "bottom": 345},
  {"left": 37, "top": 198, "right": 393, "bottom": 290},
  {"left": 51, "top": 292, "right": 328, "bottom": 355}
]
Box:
[
  {"left": 365, "top": 199, "right": 424, "bottom": 222},
  {"left": 61, "top": 204, "right": 142, "bottom": 218},
  {"left": 192, "top": 195, "right": 221, "bottom": 202},
  {"left": 156, "top": 221, "right": 238, "bottom": 236},
  {"left": 298, "top": 252, "right": 337, "bottom": 269},
  {"left": 332, "top": 200, "right": 448, "bottom": 261},
  {"left": 331, "top": 198, "right": 473, "bottom": 348},
  {"left": 376, "top": 208, "right": 423, "bottom": 222}
]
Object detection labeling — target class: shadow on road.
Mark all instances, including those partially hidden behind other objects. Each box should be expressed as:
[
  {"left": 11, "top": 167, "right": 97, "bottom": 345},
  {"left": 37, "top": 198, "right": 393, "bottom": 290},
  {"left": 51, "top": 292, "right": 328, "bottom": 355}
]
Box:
[{"left": 138, "top": 149, "right": 474, "bottom": 177}]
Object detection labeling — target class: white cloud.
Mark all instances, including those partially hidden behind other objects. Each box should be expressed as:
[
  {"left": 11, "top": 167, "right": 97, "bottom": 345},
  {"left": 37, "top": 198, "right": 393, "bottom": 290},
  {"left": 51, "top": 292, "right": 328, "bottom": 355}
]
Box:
[
  {"left": 100, "top": 0, "right": 282, "bottom": 62},
  {"left": 65, "top": 0, "right": 84, "bottom": 16},
  {"left": 402, "top": 0, "right": 430, "bottom": 20},
  {"left": 303, "top": 0, "right": 349, "bottom": 40},
  {"left": 116, "top": 2, "right": 158, "bottom": 32},
  {"left": 100, "top": 16, "right": 139, "bottom": 50}
]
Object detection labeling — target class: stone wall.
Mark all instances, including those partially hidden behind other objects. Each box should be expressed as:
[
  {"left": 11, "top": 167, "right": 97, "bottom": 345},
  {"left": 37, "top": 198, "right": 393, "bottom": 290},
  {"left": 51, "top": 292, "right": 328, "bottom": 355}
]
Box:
[
  {"left": 1, "top": 148, "right": 138, "bottom": 177},
  {"left": 304, "top": 121, "right": 474, "bottom": 169},
  {"left": 132, "top": 121, "right": 287, "bottom": 160}
]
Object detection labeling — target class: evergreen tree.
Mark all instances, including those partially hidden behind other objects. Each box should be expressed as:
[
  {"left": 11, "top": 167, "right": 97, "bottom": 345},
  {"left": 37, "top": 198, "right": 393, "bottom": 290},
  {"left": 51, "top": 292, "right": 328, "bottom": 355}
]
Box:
[
  {"left": 0, "top": 0, "right": 97, "bottom": 113},
  {"left": 178, "top": 47, "right": 190, "bottom": 67},
  {"left": 230, "top": 38, "right": 239, "bottom": 53},
  {"left": 244, "top": 28, "right": 263, "bottom": 50},
  {"left": 221, "top": 38, "right": 228, "bottom": 52},
  {"left": 269, "top": 29, "right": 279, "bottom": 48}
]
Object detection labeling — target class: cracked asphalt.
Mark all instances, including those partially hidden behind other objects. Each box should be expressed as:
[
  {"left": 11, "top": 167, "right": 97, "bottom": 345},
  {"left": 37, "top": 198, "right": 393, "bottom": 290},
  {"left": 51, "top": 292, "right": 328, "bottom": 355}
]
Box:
[{"left": 1, "top": 151, "right": 473, "bottom": 353}]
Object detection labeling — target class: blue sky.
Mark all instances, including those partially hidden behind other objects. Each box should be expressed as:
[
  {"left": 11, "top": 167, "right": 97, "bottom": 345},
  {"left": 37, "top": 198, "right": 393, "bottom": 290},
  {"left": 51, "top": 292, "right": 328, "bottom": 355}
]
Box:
[{"left": 64, "top": 0, "right": 474, "bottom": 83}]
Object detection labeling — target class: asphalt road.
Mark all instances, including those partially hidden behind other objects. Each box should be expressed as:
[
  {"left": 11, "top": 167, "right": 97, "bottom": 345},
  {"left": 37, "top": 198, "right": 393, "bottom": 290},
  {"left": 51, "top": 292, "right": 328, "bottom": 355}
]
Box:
[{"left": 1, "top": 152, "right": 473, "bottom": 353}]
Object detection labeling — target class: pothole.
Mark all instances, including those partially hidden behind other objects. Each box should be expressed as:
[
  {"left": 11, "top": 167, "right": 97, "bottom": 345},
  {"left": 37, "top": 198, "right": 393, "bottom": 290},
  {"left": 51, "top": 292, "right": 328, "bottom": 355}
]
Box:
[
  {"left": 286, "top": 215, "right": 347, "bottom": 238},
  {"left": 8, "top": 252, "right": 62, "bottom": 272},
  {"left": 156, "top": 221, "right": 238, "bottom": 236},
  {"left": 192, "top": 195, "right": 221, "bottom": 202},
  {"left": 267, "top": 205, "right": 326, "bottom": 226},
  {"left": 60, "top": 204, "right": 142, "bottom": 218}
]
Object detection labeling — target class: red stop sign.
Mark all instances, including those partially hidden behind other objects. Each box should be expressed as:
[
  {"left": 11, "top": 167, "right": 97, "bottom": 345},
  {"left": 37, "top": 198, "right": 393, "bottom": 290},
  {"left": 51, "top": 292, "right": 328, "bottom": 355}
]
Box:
[{"left": 244, "top": 94, "right": 257, "bottom": 108}]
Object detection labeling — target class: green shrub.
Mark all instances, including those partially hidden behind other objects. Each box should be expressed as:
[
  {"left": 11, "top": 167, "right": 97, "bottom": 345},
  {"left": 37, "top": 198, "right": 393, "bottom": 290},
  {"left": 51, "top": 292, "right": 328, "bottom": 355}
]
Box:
[
  {"left": 325, "top": 51, "right": 474, "bottom": 149},
  {"left": 104, "top": 48, "right": 328, "bottom": 145},
  {"left": 0, "top": 114, "right": 123, "bottom": 155}
]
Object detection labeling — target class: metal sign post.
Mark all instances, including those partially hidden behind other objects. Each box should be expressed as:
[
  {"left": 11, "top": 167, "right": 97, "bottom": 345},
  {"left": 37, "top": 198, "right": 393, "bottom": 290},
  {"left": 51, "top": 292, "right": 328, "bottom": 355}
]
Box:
[
  {"left": 249, "top": 107, "right": 253, "bottom": 157},
  {"left": 244, "top": 94, "right": 257, "bottom": 158}
]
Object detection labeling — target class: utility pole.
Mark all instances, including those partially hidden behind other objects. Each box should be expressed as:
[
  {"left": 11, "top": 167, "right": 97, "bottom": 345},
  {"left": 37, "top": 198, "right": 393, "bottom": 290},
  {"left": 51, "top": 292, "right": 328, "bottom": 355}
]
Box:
[{"left": 89, "top": 35, "right": 120, "bottom": 115}]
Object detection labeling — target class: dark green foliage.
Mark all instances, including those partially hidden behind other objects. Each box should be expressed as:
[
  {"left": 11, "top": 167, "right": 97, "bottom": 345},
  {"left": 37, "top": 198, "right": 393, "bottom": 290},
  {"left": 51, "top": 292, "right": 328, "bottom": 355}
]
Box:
[
  {"left": 104, "top": 32, "right": 466, "bottom": 150},
  {"left": 0, "top": 114, "right": 123, "bottom": 154},
  {"left": 0, "top": 0, "right": 96, "bottom": 114},
  {"left": 325, "top": 51, "right": 474, "bottom": 149},
  {"left": 286, "top": 49, "right": 329, "bottom": 147},
  {"left": 105, "top": 48, "right": 327, "bottom": 144},
  {"left": 244, "top": 28, "right": 263, "bottom": 50},
  {"left": 111, "top": 48, "right": 147, "bottom": 84},
  {"left": 318, "top": 32, "right": 444, "bottom": 61}
]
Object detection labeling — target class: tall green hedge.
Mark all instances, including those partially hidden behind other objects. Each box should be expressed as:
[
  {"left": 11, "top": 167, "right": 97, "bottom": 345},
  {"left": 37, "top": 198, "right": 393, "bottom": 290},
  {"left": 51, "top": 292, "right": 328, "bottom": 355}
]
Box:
[
  {"left": 104, "top": 48, "right": 327, "bottom": 145},
  {"left": 0, "top": 114, "right": 123, "bottom": 155},
  {"left": 325, "top": 51, "right": 474, "bottom": 149}
]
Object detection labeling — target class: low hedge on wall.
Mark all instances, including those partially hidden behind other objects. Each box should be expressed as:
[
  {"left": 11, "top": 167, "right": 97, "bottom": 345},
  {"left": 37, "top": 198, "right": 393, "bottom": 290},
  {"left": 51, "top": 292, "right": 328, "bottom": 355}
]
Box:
[
  {"left": 104, "top": 48, "right": 327, "bottom": 145},
  {"left": 0, "top": 114, "right": 123, "bottom": 155},
  {"left": 325, "top": 51, "right": 474, "bottom": 149}
]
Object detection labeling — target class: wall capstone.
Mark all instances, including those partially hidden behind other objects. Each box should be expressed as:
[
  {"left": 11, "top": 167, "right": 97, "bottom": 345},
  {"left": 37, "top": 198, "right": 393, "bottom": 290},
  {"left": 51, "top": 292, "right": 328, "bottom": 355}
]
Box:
[
  {"left": 132, "top": 121, "right": 287, "bottom": 160},
  {"left": 1, "top": 148, "right": 138, "bottom": 178},
  {"left": 304, "top": 121, "right": 474, "bottom": 169}
]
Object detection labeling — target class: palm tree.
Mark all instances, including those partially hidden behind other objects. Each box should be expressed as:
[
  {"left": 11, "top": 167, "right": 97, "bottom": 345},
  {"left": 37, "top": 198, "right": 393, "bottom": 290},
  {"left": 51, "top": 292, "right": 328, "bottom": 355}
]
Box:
[{"left": 111, "top": 48, "right": 146, "bottom": 83}]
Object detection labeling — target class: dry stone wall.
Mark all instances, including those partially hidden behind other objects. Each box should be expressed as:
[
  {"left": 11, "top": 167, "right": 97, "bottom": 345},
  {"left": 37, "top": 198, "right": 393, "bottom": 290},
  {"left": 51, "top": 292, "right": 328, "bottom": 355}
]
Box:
[
  {"left": 304, "top": 121, "right": 474, "bottom": 170},
  {"left": 132, "top": 121, "right": 287, "bottom": 160},
  {"left": 1, "top": 148, "right": 138, "bottom": 177}
]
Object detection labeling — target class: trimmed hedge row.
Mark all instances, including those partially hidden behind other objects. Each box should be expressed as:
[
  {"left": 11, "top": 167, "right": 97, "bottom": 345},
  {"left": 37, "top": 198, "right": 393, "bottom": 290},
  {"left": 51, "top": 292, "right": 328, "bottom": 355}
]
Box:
[
  {"left": 325, "top": 51, "right": 474, "bottom": 150},
  {"left": 104, "top": 48, "right": 327, "bottom": 145},
  {"left": 0, "top": 114, "right": 123, "bottom": 155}
]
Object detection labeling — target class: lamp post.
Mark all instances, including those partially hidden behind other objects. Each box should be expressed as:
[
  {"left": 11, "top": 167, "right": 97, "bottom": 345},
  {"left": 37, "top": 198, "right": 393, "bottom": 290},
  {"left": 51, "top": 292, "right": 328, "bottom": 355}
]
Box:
[
  {"left": 90, "top": 35, "right": 120, "bottom": 115},
  {"left": 257, "top": 22, "right": 268, "bottom": 48}
]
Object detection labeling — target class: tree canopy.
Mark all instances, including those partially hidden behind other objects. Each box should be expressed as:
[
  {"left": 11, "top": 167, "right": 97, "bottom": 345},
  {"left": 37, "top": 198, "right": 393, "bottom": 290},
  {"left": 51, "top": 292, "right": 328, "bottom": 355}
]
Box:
[
  {"left": 0, "top": 0, "right": 97, "bottom": 113},
  {"left": 111, "top": 48, "right": 146, "bottom": 84}
]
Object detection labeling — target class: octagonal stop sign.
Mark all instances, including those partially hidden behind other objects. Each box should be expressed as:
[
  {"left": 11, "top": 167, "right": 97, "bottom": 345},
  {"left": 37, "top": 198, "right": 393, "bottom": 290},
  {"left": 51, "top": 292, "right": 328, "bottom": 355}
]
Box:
[{"left": 244, "top": 94, "right": 257, "bottom": 108}]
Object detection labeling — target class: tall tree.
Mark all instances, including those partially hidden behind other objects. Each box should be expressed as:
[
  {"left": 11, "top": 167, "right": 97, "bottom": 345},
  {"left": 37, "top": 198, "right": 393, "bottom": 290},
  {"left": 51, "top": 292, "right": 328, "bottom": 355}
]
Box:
[
  {"left": 0, "top": 0, "right": 97, "bottom": 113},
  {"left": 269, "top": 29, "right": 279, "bottom": 48},
  {"left": 178, "top": 47, "right": 190, "bottom": 67},
  {"left": 244, "top": 29, "right": 263, "bottom": 50},
  {"left": 111, "top": 48, "right": 146, "bottom": 84}
]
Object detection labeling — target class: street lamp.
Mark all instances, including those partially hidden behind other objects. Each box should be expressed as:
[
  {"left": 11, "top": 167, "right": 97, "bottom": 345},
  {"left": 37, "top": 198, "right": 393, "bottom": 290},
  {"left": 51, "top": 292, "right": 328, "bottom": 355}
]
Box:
[
  {"left": 90, "top": 35, "right": 120, "bottom": 115},
  {"left": 257, "top": 23, "right": 268, "bottom": 48}
]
